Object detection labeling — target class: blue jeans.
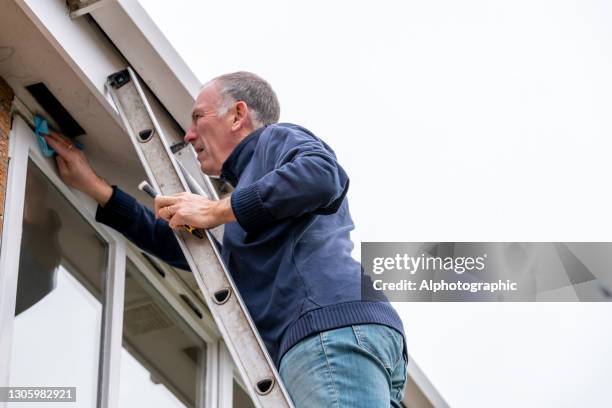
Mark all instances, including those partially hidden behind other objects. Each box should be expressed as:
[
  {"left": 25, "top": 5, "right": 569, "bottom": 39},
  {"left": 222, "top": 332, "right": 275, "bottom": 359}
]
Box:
[{"left": 279, "top": 324, "right": 408, "bottom": 407}]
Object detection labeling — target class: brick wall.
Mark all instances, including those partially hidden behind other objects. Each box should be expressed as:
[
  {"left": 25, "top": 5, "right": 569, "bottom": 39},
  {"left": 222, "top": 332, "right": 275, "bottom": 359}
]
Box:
[{"left": 0, "top": 76, "right": 14, "bottom": 240}]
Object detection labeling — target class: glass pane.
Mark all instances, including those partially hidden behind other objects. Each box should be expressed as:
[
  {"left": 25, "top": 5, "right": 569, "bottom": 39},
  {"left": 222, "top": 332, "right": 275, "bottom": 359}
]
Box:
[
  {"left": 10, "top": 160, "right": 108, "bottom": 408},
  {"left": 233, "top": 380, "right": 256, "bottom": 408},
  {"left": 119, "top": 259, "right": 206, "bottom": 408}
]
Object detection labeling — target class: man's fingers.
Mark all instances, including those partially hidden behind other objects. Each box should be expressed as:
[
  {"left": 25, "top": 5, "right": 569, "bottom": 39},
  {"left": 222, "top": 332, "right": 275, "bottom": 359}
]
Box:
[
  {"left": 44, "top": 134, "right": 60, "bottom": 149},
  {"left": 46, "top": 132, "right": 78, "bottom": 157},
  {"left": 44, "top": 135, "right": 71, "bottom": 157},
  {"left": 47, "top": 131, "right": 69, "bottom": 145},
  {"left": 56, "top": 155, "right": 68, "bottom": 174},
  {"left": 49, "top": 131, "right": 73, "bottom": 146},
  {"left": 165, "top": 205, "right": 177, "bottom": 220},
  {"left": 154, "top": 195, "right": 179, "bottom": 217},
  {"left": 156, "top": 203, "right": 176, "bottom": 221},
  {"left": 155, "top": 195, "right": 179, "bottom": 207},
  {"left": 168, "top": 212, "right": 182, "bottom": 229}
]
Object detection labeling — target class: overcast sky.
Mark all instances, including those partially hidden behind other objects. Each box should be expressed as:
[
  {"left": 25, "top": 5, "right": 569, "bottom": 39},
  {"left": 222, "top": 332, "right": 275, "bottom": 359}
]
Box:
[{"left": 140, "top": 1, "right": 612, "bottom": 406}]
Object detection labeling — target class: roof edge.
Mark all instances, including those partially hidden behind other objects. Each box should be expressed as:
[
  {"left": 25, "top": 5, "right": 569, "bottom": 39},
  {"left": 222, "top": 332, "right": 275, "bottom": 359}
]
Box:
[{"left": 90, "top": 0, "right": 201, "bottom": 131}]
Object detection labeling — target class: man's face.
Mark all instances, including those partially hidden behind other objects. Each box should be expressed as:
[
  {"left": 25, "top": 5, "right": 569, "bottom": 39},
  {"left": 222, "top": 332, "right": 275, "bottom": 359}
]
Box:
[{"left": 184, "top": 83, "right": 235, "bottom": 176}]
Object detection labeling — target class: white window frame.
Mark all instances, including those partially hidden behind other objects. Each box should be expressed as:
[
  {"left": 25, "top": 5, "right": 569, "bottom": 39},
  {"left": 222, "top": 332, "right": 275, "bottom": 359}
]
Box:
[
  {"left": 0, "top": 115, "right": 242, "bottom": 408},
  {"left": 0, "top": 115, "right": 125, "bottom": 408}
]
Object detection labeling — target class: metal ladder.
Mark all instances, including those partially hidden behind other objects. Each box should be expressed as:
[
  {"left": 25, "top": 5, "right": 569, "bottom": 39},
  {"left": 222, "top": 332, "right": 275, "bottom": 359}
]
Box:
[{"left": 105, "top": 67, "right": 294, "bottom": 408}]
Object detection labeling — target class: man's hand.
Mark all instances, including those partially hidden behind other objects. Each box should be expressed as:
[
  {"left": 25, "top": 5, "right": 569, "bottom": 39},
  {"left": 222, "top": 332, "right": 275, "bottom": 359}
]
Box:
[
  {"left": 44, "top": 132, "right": 113, "bottom": 206},
  {"left": 155, "top": 192, "right": 236, "bottom": 230}
]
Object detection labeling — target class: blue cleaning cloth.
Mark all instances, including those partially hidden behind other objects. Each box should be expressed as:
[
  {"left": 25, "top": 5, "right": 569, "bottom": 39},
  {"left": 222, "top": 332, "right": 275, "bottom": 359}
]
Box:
[
  {"left": 34, "top": 115, "right": 55, "bottom": 157},
  {"left": 33, "top": 115, "right": 84, "bottom": 157}
]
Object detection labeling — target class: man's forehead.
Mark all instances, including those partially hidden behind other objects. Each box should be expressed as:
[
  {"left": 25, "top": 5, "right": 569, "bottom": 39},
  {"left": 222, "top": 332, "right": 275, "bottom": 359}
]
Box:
[{"left": 195, "top": 82, "right": 219, "bottom": 107}]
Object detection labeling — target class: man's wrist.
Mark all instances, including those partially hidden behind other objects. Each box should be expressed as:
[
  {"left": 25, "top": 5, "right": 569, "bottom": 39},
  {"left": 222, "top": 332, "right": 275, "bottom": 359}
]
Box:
[
  {"left": 215, "top": 195, "right": 236, "bottom": 224},
  {"left": 91, "top": 178, "right": 113, "bottom": 207}
]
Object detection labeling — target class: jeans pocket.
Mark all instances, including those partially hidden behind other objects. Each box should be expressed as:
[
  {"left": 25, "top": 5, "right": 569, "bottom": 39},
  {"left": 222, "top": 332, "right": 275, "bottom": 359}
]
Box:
[{"left": 352, "top": 324, "right": 403, "bottom": 371}]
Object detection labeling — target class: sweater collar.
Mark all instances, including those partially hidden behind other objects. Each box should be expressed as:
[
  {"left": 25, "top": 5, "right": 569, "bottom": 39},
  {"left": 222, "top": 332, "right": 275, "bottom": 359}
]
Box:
[{"left": 220, "top": 126, "right": 266, "bottom": 186}]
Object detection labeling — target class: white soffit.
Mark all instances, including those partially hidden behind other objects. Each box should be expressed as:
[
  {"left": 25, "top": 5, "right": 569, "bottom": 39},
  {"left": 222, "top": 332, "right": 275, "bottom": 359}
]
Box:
[
  {"left": 9, "top": 0, "right": 164, "bottom": 202},
  {"left": 90, "top": 0, "right": 201, "bottom": 131},
  {"left": 15, "top": 0, "right": 125, "bottom": 124}
]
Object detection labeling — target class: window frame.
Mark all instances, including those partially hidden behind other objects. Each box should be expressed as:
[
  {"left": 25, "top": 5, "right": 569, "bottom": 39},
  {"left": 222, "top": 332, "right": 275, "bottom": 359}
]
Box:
[{"left": 0, "top": 115, "right": 127, "bottom": 408}]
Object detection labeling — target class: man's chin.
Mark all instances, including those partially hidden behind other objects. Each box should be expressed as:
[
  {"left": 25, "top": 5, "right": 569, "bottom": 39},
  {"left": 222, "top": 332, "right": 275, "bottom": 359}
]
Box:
[{"left": 200, "top": 163, "right": 220, "bottom": 177}]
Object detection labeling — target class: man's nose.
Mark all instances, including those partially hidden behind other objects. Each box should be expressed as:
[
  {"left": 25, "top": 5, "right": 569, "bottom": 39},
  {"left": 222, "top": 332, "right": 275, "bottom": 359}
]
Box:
[{"left": 184, "top": 126, "right": 196, "bottom": 143}]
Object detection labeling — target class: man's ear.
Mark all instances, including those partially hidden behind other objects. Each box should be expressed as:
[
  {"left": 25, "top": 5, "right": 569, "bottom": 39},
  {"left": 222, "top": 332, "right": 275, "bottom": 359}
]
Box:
[{"left": 231, "top": 101, "right": 249, "bottom": 131}]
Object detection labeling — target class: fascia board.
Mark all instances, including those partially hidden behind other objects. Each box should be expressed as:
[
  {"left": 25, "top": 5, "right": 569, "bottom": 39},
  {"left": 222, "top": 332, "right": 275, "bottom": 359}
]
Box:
[
  {"left": 90, "top": 0, "right": 201, "bottom": 131},
  {"left": 407, "top": 354, "right": 450, "bottom": 408},
  {"left": 68, "top": 0, "right": 114, "bottom": 18}
]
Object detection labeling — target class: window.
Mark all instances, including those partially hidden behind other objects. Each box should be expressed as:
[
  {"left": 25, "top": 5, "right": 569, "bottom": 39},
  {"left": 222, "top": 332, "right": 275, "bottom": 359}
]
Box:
[
  {"left": 9, "top": 160, "right": 108, "bottom": 407},
  {"left": 119, "top": 259, "right": 206, "bottom": 407}
]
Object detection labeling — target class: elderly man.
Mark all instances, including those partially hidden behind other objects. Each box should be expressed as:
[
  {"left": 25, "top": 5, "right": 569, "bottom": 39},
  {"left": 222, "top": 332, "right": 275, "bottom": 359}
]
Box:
[{"left": 46, "top": 71, "right": 408, "bottom": 407}]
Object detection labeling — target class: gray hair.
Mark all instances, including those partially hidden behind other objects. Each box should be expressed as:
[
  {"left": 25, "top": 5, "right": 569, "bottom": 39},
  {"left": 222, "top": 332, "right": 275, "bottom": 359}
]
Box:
[{"left": 212, "top": 71, "right": 280, "bottom": 127}]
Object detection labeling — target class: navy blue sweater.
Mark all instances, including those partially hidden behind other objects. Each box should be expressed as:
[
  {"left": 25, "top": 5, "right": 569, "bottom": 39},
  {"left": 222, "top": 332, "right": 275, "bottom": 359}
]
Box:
[{"left": 96, "top": 123, "right": 405, "bottom": 366}]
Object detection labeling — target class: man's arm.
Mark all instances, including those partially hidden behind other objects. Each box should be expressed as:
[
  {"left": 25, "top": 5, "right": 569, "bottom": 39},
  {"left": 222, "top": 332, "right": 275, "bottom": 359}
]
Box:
[
  {"left": 96, "top": 186, "right": 190, "bottom": 270},
  {"left": 230, "top": 126, "right": 349, "bottom": 233},
  {"left": 45, "top": 132, "right": 190, "bottom": 270},
  {"left": 45, "top": 132, "right": 114, "bottom": 205}
]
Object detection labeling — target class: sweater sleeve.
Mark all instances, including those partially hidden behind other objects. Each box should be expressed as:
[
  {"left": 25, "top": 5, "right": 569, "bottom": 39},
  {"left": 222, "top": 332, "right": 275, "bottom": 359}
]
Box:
[
  {"left": 95, "top": 186, "right": 190, "bottom": 271},
  {"left": 230, "top": 127, "right": 349, "bottom": 233}
]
